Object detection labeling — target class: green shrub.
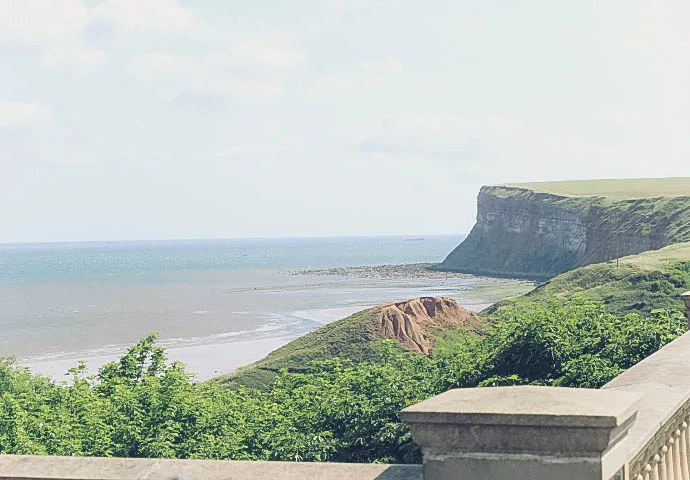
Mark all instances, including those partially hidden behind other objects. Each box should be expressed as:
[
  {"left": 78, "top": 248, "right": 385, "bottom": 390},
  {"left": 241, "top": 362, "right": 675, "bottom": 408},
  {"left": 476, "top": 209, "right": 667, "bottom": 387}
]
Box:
[{"left": 0, "top": 300, "right": 685, "bottom": 464}]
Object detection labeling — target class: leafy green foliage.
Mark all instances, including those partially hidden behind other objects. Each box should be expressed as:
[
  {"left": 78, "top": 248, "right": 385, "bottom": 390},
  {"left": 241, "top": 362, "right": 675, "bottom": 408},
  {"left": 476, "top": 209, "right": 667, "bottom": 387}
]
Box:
[
  {"left": 0, "top": 300, "right": 685, "bottom": 463},
  {"left": 465, "top": 299, "right": 686, "bottom": 388}
]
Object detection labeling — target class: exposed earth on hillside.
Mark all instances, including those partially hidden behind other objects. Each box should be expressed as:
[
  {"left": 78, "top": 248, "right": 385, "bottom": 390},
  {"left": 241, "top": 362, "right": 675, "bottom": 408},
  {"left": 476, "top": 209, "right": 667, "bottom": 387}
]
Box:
[
  {"left": 216, "top": 296, "right": 484, "bottom": 389},
  {"left": 376, "top": 297, "right": 482, "bottom": 354}
]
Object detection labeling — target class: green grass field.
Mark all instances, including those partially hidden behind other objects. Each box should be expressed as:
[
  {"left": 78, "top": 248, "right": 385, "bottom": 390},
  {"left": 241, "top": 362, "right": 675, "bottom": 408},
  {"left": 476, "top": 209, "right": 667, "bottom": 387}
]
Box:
[
  {"left": 213, "top": 307, "right": 383, "bottom": 389},
  {"left": 485, "top": 242, "right": 690, "bottom": 316},
  {"left": 504, "top": 177, "right": 690, "bottom": 199}
]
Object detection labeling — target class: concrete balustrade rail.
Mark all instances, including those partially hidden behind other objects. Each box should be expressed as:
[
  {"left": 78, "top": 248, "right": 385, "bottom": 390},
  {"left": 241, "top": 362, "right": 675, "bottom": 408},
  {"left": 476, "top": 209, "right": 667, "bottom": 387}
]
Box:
[
  {"left": 401, "top": 385, "right": 639, "bottom": 480},
  {"left": 603, "top": 316, "right": 690, "bottom": 480},
  {"left": 0, "top": 455, "right": 422, "bottom": 479}
]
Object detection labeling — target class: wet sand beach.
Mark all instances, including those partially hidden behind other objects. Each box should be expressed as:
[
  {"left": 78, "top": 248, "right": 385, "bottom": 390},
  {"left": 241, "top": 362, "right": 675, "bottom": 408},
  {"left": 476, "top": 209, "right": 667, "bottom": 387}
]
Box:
[
  {"left": 21, "top": 265, "right": 533, "bottom": 382},
  {"left": 2, "top": 237, "right": 533, "bottom": 382}
]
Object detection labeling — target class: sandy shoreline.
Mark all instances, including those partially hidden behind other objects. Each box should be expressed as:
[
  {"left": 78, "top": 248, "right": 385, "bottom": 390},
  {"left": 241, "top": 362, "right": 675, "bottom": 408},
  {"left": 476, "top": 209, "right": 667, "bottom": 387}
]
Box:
[
  {"left": 19, "top": 301, "right": 497, "bottom": 383},
  {"left": 17, "top": 264, "right": 533, "bottom": 383},
  {"left": 20, "top": 305, "right": 367, "bottom": 382},
  {"left": 22, "top": 337, "right": 294, "bottom": 382}
]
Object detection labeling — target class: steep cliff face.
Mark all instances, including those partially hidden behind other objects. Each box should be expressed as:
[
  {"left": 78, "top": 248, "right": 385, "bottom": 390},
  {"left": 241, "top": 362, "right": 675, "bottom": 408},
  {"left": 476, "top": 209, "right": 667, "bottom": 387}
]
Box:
[{"left": 437, "top": 185, "right": 690, "bottom": 280}]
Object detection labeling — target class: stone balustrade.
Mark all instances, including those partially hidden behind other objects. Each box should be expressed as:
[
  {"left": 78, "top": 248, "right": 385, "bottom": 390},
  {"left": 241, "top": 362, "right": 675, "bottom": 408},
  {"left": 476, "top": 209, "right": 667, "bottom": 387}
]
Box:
[
  {"left": 602, "top": 293, "right": 690, "bottom": 480},
  {"left": 401, "top": 386, "right": 639, "bottom": 480},
  {"left": 0, "top": 456, "right": 422, "bottom": 479}
]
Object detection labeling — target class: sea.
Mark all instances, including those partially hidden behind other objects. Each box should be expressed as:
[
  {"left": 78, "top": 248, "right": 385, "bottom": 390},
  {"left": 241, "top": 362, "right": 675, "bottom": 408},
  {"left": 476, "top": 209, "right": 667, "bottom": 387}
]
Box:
[{"left": 0, "top": 235, "right": 528, "bottom": 381}]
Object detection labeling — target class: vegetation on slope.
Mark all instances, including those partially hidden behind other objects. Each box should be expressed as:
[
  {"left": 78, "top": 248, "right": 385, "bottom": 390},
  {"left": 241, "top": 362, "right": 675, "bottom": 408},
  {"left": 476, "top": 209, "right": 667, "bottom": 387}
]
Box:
[
  {"left": 485, "top": 243, "right": 690, "bottom": 316},
  {"left": 505, "top": 177, "right": 690, "bottom": 199},
  {"left": 0, "top": 300, "right": 684, "bottom": 463},
  {"left": 219, "top": 308, "right": 381, "bottom": 390},
  {"left": 218, "top": 298, "right": 483, "bottom": 390}
]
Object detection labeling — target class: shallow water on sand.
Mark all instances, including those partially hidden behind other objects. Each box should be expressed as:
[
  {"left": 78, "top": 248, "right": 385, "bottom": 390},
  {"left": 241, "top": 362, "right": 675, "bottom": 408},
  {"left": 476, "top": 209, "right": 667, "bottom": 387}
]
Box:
[{"left": 0, "top": 236, "right": 532, "bottom": 380}]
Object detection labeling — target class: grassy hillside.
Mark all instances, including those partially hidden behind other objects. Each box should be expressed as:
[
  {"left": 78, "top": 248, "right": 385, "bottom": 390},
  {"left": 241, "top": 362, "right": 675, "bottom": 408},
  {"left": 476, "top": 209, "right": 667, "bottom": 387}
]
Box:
[
  {"left": 216, "top": 308, "right": 382, "bottom": 389},
  {"left": 505, "top": 177, "right": 690, "bottom": 199},
  {"left": 215, "top": 298, "right": 484, "bottom": 390},
  {"left": 485, "top": 243, "right": 690, "bottom": 316}
]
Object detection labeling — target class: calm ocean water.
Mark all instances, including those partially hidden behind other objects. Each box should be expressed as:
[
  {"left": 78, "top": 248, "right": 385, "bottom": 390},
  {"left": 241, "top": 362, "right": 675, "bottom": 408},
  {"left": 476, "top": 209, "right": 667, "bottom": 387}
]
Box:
[
  {"left": 0, "top": 235, "right": 530, "bottom": 380},
  {"left": 0, "top": 236, "right": 465, "bottom": 285}
]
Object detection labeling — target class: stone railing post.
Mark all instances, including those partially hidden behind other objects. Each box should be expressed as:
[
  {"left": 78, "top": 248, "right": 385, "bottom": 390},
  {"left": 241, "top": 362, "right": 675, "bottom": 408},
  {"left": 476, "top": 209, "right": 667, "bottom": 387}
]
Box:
[
  {"left": 681, "top": 291, "right": 690, "bottom": 328},
  {"left": 402, "top": 386, "right": 641, "bottom": 480}
]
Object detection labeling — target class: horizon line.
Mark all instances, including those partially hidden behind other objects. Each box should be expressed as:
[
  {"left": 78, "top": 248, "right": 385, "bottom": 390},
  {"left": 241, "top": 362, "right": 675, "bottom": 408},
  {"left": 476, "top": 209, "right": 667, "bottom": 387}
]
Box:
[{"left": 0, "top": 233, "right": 467, "bottom": 247}]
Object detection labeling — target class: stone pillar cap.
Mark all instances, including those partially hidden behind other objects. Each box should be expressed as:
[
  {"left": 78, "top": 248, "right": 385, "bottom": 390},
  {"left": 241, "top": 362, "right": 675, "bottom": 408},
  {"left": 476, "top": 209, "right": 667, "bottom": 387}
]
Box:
[
  {"left": 681, "top": 291, "right": 690, "bottom": 298},
  {"left": 402, "top": 386, "right": 641, "bottom": 428}
]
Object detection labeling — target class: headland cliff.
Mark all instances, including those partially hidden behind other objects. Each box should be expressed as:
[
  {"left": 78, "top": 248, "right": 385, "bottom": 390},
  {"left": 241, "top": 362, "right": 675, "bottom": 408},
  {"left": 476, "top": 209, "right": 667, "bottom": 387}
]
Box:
[{"left": 435, "top": 178, "right": 690, "bottom": 280}]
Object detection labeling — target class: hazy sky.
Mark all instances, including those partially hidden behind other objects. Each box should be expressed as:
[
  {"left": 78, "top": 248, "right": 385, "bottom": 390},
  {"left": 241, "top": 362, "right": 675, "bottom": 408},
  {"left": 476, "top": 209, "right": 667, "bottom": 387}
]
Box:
[{"left": 1, "top": 0, "right": 689, "bottom": 242}]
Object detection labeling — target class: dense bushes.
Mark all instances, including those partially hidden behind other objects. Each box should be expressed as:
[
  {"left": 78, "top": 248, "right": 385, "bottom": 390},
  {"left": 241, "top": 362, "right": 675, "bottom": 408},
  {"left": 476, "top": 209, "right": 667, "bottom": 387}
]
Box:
[
  {"left": 457, "top": 299, "right": 686, "bottom": 388},
  {"left": 0, "top": 299, "right": 685, "bottom": 463}
]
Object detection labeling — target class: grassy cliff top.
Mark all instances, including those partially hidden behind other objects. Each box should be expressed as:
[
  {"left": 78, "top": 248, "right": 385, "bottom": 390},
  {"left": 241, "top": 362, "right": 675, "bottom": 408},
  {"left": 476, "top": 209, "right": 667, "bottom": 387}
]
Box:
[
  {"left": 485, "top": 242, "right": 690, "bottom": 316},
  {"left": 502, "top": 177, "right": 690, "bottom": 199}
]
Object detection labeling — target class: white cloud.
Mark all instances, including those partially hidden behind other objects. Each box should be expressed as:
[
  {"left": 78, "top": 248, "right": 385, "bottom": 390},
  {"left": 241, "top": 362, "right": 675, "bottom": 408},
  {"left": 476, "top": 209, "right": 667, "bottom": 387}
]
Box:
[
  {"left": 0, "top": 0, "right": 200, "bottom": 48},
  {"left": 129, "top": 40, "right": 305, "bottom": 101},
  {"left": 223, "top": 143, "right": 292, "bottom": 157},
  {"left": 456, "top": 17, "right": 483, "bottom": 33},
  {"left": 310, "top": 58, "right": 401, "bottom": 96},
  {"left": 0, "top": 0, "right": 200, "bottom": 77},
  {"left": 90, "top": 0, "right": 198, "bottom": 34},
  {"left": 322, "top": 0, "right": 370, "bottom": 13},
  {"left": 362, "top": 56, "right": 403, "bottom": 86},
  {"left": 129, "top": 52, "right": 193, "bottom": 80},
  {"left": 0, "top": 0, "right": 87, "bottom": 43},
  {"left": 261, "top": 120, "right": 282, "bottom": 135},
  {"left": 130, "top": 39, "right": 307, "bottom": 80},
  {"left": 228, "top": 40, "right": 307, "bottom": 72},
  {"left": 318, "top": 74, "right": 353, "bottom": 95},
  {"left": 130, "top": 52, "right": 283, "bottom": 102},
  {"left": 0, "top": 101, "right": 53, "bottom": 126},
  {"left": 41, "top": 44, "right": 107, "bottom": 73},
  {"left": 350, "top": 111, "right": 519, "bottom": 158},
  {"left": 380, "top": 112, "right": 475, "bottom": 133},
  {"left": 188, "top": 75, "right": 283, "bottom": 101}
]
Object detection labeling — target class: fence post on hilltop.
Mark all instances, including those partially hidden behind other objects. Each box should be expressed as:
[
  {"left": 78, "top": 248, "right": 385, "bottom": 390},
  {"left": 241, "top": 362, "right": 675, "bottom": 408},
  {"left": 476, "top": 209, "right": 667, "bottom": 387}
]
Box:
[{"left": 402, "top": 385, "right": 641, "bottom": 480}]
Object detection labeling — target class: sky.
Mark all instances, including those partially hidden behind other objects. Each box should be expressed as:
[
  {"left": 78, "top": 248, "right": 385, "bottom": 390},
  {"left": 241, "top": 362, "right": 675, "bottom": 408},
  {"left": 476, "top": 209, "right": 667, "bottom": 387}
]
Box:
[{"left": 1, "top": 0, "right": 689, "bottom": 242}]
